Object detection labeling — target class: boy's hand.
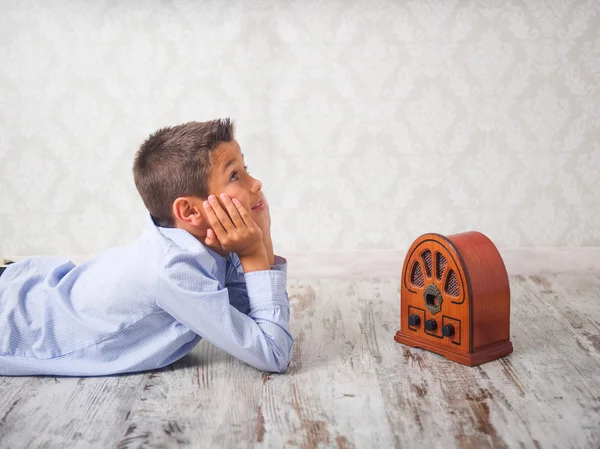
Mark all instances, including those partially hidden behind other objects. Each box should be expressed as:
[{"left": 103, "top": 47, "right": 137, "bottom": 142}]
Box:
[
  {"left": 253, "top": 195, "right": 275, "bottom": 265},
  {"left": 203, "top": 194, "right": 269, "bottom": 272},
  {"left": 253, "top": 194, "right": 271, "bottom": 237}
]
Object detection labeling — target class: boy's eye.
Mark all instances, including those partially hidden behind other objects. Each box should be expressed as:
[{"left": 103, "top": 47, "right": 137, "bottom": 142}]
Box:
[{"left": 230, "top": 166, "right": 249, "bottom": 182}]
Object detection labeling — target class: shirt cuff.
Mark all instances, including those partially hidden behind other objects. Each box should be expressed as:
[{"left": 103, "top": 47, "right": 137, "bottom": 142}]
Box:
[
  {"left": 270, "top": 255, "right": 287, "bottom": 273},
  {"left": 244, "top": 269, "right": 288, "bottom": 308}
]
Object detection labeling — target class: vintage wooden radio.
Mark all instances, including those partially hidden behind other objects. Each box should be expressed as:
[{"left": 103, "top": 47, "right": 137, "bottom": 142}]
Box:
[{"left": 394, "top": 232, "right": 513, "bottom": 366}]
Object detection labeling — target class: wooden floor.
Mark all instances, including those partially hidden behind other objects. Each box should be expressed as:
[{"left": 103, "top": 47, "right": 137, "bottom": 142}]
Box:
[{"left": 1, "top": 271, "right": 600, "bottom": 448}]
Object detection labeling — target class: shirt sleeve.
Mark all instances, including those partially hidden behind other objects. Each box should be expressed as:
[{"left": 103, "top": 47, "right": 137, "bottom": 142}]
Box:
[
  {"left": 225, "top": 254, "right": 287, "bottom": 314},
  {"left": 156, "top": 254, "right": 294, "bottom": 373}
]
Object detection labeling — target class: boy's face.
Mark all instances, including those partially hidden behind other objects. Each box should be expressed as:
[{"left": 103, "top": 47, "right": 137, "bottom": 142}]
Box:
[{"left": 205, "top": 139, "right": 265, "bottom": 222}]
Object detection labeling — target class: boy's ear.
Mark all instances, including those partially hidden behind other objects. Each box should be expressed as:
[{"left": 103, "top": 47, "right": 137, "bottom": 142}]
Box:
[{"left": 172, "top": 197, "right": 206, "bottom": 227}]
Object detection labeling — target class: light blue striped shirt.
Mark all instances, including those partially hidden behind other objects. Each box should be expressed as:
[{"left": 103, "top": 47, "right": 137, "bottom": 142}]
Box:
[{"left": 0, "top": 216, "right": 293, "bottom": 376}]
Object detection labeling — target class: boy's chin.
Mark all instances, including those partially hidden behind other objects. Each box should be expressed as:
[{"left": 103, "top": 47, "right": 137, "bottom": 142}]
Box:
[{"left": 250, "top": 208, "right": 265, "bottom": 216}]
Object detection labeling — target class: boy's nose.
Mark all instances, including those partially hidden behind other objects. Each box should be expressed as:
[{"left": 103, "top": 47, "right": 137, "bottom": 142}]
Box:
[{"left": 251, "top": 177, "right": 263, "bottom": 193}]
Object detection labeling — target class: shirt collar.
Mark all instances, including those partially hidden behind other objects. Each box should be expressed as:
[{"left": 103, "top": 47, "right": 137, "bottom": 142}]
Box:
[{"left": 145, "top": 215, "right": 229, "bottom": 263}]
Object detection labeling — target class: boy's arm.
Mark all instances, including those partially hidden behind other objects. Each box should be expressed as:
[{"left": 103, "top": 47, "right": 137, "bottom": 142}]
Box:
[
  {"left": 226, "top": 252, "right": 287, "bottom": 314},
  {"left": 215, "top": 192, "right": 284, "bottom": 311},
  {"left": 157, "top": 193, "right": 293, "bottom": 373},
  {"left": 156, "top": 258, "right": 293, "bottom": 373}
]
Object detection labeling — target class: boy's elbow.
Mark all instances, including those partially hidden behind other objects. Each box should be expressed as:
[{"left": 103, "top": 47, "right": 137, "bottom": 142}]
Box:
[
  {"left": 254, "top": 356, "right": 288, "bottom": 374},
  {"left": 264, "top": 338, "right": 294, "bottom": 374},
  {"left": 274, "top": 354, "right": 291, "bottom": 373}
]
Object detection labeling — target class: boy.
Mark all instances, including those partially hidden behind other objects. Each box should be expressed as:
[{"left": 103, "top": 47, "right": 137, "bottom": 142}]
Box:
[{"left": 0, "top": 119, "right": 293, "bottom": 376}]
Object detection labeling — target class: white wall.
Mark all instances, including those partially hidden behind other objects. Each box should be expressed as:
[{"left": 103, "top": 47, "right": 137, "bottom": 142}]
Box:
[{"left": 0, "top": 0, "right": 599, "bottom": 256}]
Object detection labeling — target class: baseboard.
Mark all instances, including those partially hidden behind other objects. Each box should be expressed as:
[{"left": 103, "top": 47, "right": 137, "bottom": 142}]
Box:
[{"left": 282, "top": 248, "right": 600, "bottom": 277}]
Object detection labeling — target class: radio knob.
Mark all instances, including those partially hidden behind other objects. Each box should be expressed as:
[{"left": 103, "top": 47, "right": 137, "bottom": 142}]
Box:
[
  {"left": 425, "top": 319, "right": 437, "bottom": 331},
  {"left": 442, "top": 324, "right": 455, "bottom": 337},
  {"left": 408, "top": 314, "right": 421, "bottom": 326}
]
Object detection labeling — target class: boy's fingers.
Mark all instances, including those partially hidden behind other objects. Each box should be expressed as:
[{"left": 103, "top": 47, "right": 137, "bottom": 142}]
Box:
[
  {"left": 207, "top": 195, "right": 235, "bottom": 232},
  {"left": 203, "top": 200, "right": 227, "bottom": 238},
  {"left": 232, "top": 197, "right": 256, "bottom": 228},
  {"left": 206, "top": 228, "right": 220, "bottom": 244},
  {"left": 205, "top": 228, "right": 216, "bottom": 245},
  {"left": 204, "top": 229, "right": 223, "bottom": 251},
  {"left": 219, "top": 193, "right": 245, "bottom": 228}
]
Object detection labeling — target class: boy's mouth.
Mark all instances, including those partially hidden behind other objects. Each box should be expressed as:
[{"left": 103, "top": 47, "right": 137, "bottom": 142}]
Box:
[{"left": 252, "top": 199, "right": 265, "bottom": 210}]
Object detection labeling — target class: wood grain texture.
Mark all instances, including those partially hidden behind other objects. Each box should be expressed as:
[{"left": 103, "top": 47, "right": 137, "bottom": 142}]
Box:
[{"left": 1, "top": 273, "right": 600, "bottom": 448}]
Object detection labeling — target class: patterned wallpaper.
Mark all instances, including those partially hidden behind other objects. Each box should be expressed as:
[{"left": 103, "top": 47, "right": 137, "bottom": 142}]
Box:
[{"left": 0, "top": 0, "right": 599, "bottom": 256}]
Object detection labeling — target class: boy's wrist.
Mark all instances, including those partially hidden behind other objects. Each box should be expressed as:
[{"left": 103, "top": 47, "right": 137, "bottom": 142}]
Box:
[
  {"left": 239, "top": 246, "right": 270, "bottom": 273},
  {"left": 263, "top": 234, "right": 275, "bottom": 265}
]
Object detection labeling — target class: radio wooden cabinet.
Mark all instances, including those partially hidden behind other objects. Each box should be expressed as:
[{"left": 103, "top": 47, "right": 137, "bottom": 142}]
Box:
[{"left": 394, "top": 232, "right": 513, "bottom": 366}]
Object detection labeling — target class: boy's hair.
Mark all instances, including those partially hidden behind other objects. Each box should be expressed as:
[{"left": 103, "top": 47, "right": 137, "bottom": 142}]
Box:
[{"left": 133, "top": 118, "right": 235, "bottom": 227}]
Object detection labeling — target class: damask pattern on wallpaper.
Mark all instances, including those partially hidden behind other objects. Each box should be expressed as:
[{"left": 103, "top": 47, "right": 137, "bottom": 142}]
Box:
[{"left": 0, "top": 0, "right": 598, "bottom": 255}]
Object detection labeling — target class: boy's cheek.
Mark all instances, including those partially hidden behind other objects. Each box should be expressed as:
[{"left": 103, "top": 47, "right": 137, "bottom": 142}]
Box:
[
  {"left": 218, "top": 190, "right": 252, "bottom": 212},
  {"left": 231, "top": 192, "right": 251, "bottom": 211}
]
